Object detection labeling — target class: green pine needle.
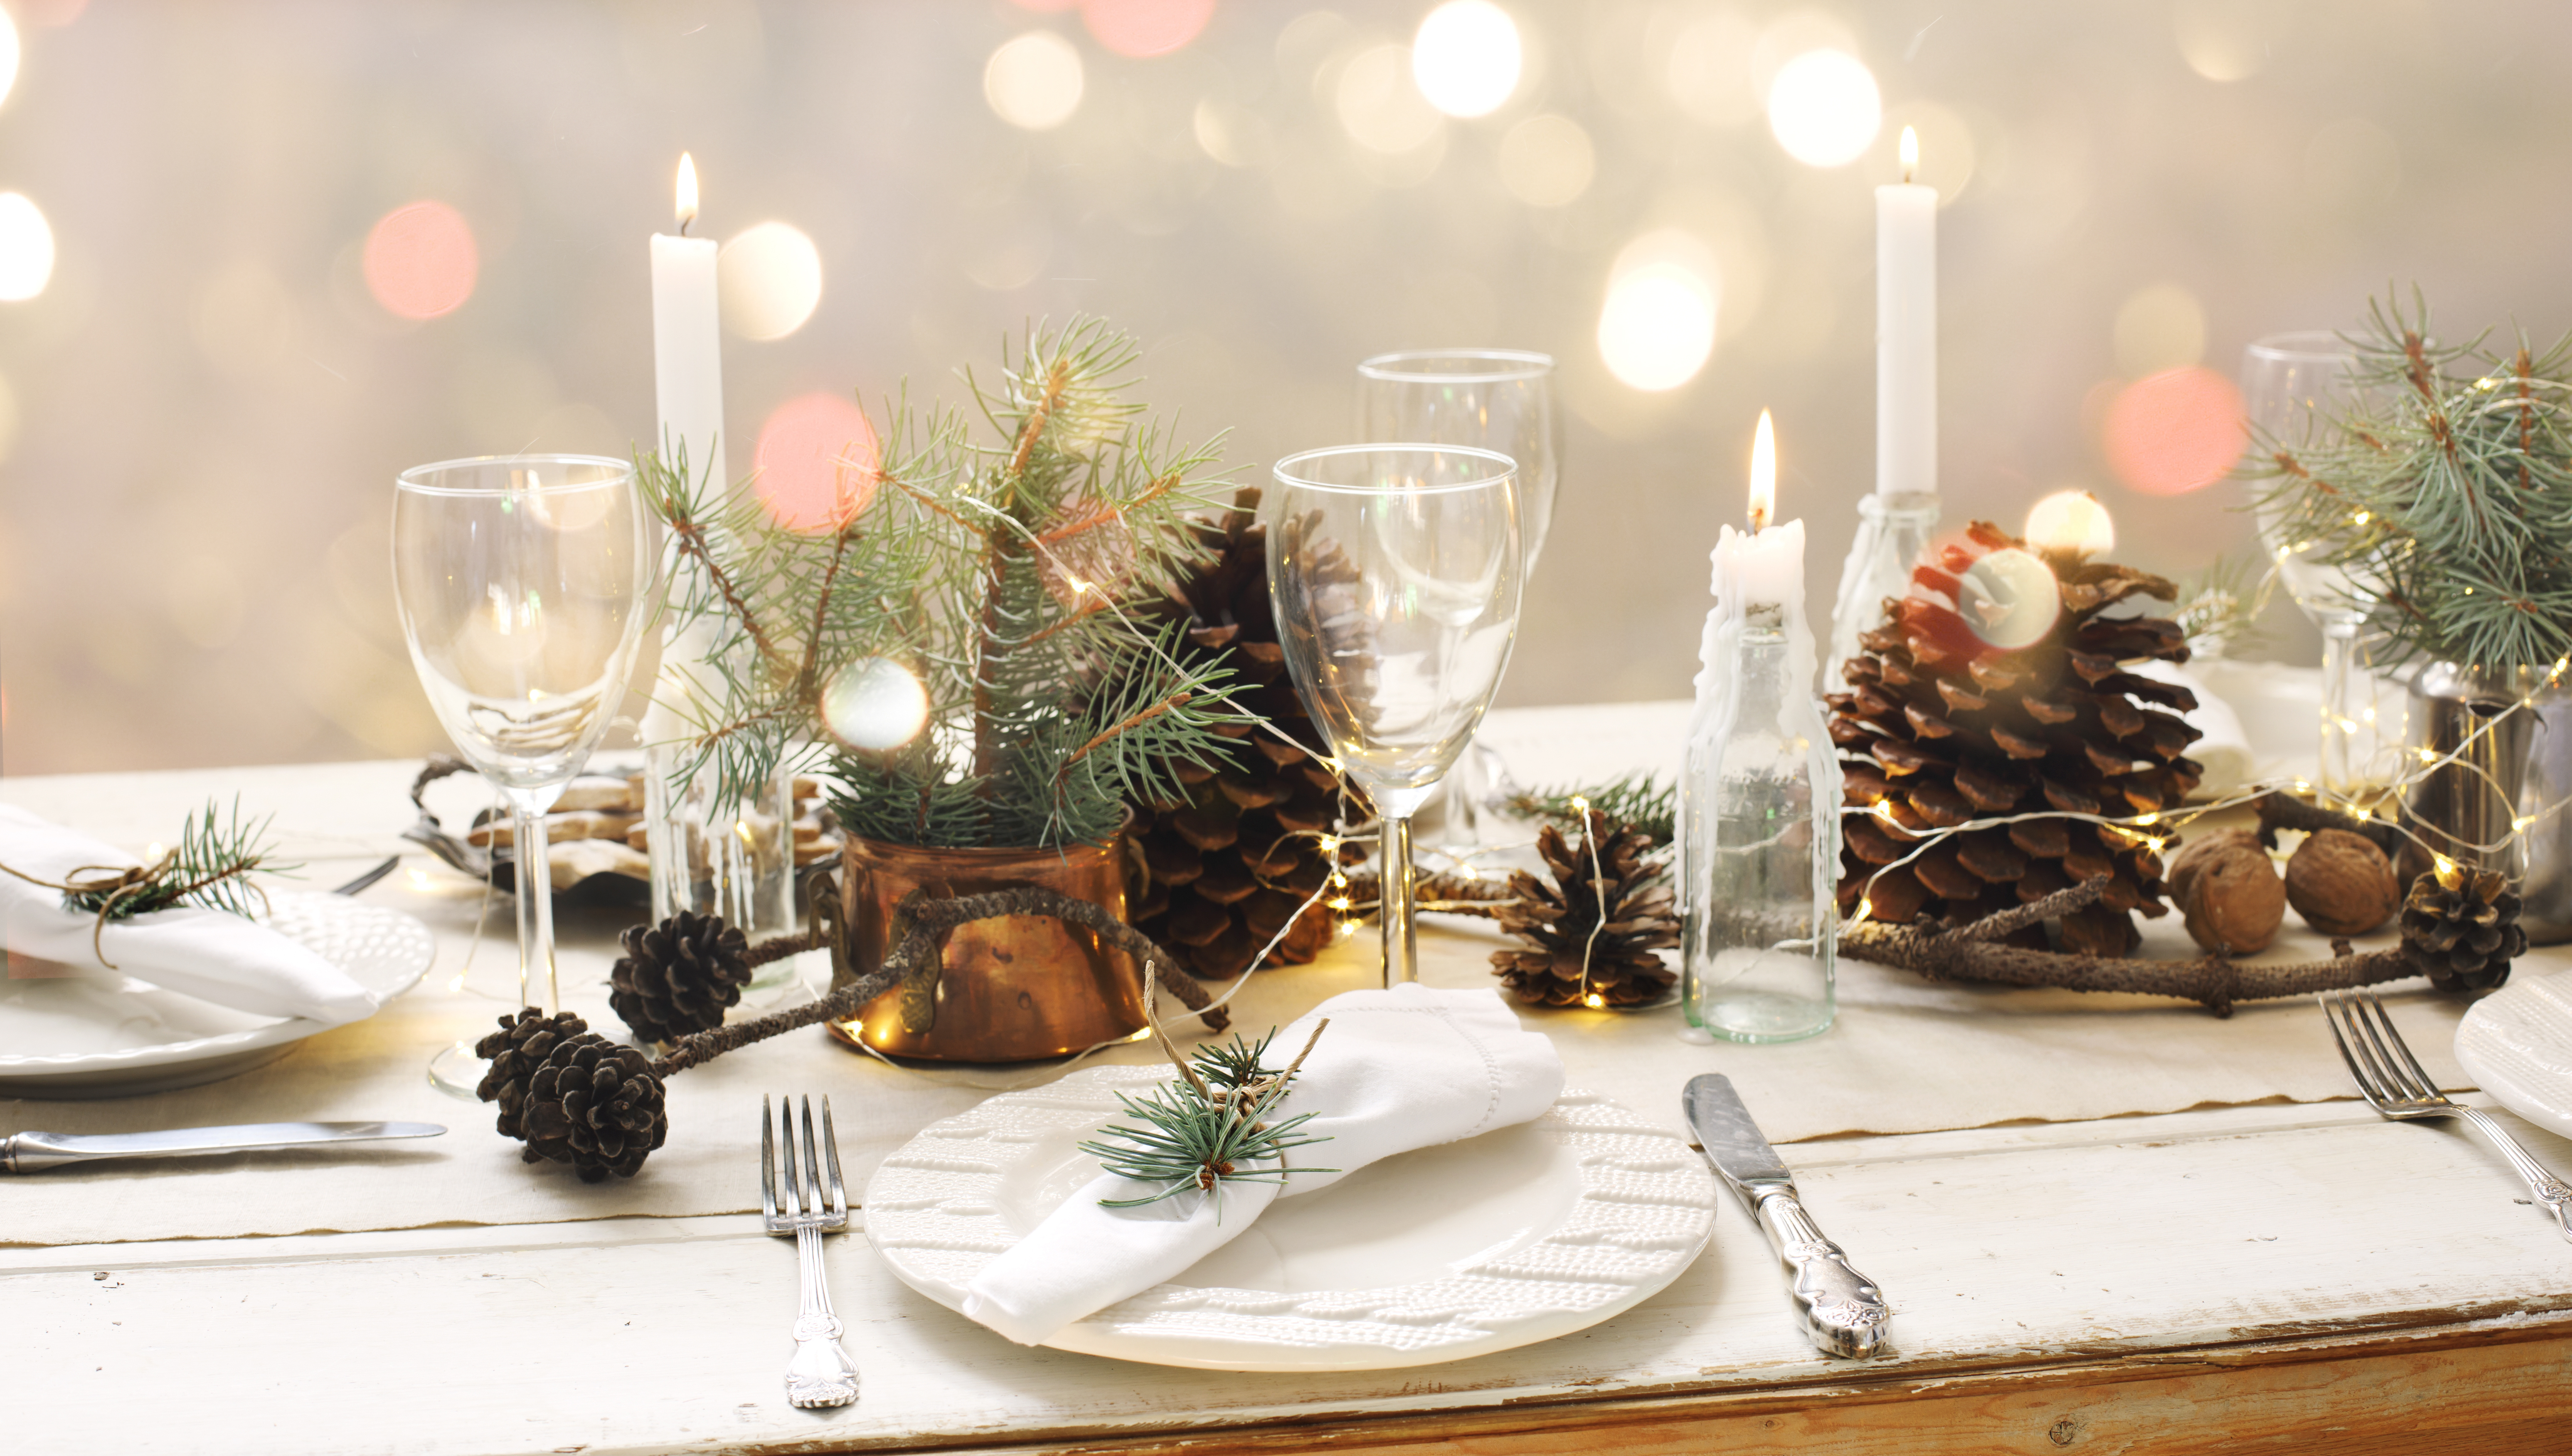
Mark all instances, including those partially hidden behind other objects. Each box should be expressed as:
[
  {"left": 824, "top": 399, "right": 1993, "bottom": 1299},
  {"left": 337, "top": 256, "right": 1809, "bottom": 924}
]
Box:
[
  {"left": 61, "top": 798, "right": 293, "bottom": 924},
  {"left": 1506, "top": 773, "right": 1676, "bottom": 848},
  {"left": 1077, "top": 1023, "right": 1336, "bottom": 1217}
]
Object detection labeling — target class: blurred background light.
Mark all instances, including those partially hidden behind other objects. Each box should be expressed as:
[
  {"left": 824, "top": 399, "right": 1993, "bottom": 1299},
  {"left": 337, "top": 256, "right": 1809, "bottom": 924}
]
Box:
[
  {"left": 2102, "top": 366, "right": 2244, "bottom": 497},
  {"left": 1598, "top": 229, "right": 1719, "bottom": 392},
  {"left": 2174, "top": 0, "right": 2292, "bottom": 82},
  {"left": 2113, "top": 283, "right": 2208, "bottom": 377},
  {"left": 1412, "top": 0, "right": 1521, "bottom": 119},
  {"left": 754, "top": 391, "right": 881, "bottom": 532},
  {"left": 1666, "top": 9, "right": 1761, "bottom": 128},
  {"left": 985, "top": 30, "right": 1084, "bottom": 131},
  {"left": 1765, "top": 49, "right": 1880, "bottom": 168},
  {"left": 820, "top": 655, "right": 930, "bottom": 752},
  {"left": 1338, "top": 44, "right": 1442, "bottom": 155},
  {"left": 0, "top": 194, "right": 51, "bottom": 301},
  {"left": 0, "top": 7, "right": 21, "bottom": 109},
  {"left": 1081, "top": 0, "right": 1215, "bottom": 59},
  {"left": 718, "top": 221, "right": 823, "bottom": 341},
  {"left": 361, "top": 200, "right": 475, "bottom": 320},
  {"left": 1497, "top": 113, "right": 1593, "bottom": 208}
]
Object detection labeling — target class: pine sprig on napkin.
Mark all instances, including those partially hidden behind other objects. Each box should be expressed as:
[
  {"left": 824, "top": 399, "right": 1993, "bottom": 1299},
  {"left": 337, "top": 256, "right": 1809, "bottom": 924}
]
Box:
[{"left": 1077, "top": 1024, "right": 1337, "bottom": 1214}]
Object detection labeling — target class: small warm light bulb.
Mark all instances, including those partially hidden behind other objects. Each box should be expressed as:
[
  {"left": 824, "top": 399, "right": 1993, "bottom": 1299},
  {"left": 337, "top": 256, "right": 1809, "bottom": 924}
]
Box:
[
  {"left": 2515, "top": 815, "right": 2537, "bottom": 833},
  {"left": 1329, "top": 897, "right": 1352, "bottom": 912},
  {"left": 2433, "top": 852, "right": 2459, "bottom": 878},
  {"left": 1899, "top": 124, "right": 1919, "bottom": 182},
  {"left": 144, "top": 842, "right": 166, "bottom": 862},
  {"left": 1583, "top": 993, "right": 1607, "bottom": 1009},
  {"left": 675, "top": 153, "right": 700, "bottom": 232},
  {"left": 1571, "top": 795, "right": 1591, "bottom": 813},
  {"left": 1318, "top": 836, "right": 1340, "bottom": 854},
  {"left": 1748, "top": 409, "right": 1777, "bottom": 532},
  {"left": 1855, "top": 897, "right": 1874, "bottom": 919},
  {"left": 2024, "top": 490, "right": 2116, "bottom": 557}
]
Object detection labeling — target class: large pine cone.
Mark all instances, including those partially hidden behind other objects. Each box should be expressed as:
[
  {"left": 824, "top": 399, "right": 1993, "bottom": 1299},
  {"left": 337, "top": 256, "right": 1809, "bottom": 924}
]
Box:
[
  {"left": 610, "top": 909, "right": 751, "bottom": 1044},
  {"left": 1491, "top": 811, "right": 1680, "bottom": 1008},
  {"left": 1830, "top": 522, "right": 2205, "bottom": 956},
  {"left": 473, "top": 1008, "right": 668, "bottom": 1182},
  {"left": 2402, "top": 864, "right": 2525, "bottom": 993},
  {"left": 1121, "top": 487, "right": 1356, "bottom": 979}
]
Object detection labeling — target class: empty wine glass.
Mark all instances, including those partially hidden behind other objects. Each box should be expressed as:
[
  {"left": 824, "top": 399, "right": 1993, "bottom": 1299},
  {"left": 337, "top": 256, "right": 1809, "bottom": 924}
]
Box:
[
  {"left": 1266, "top": 445, "right": 1522, "bottom": 987},
  {"left": 1356, "top": 350, "right": 1557, "bottom": 850},
  {"left": 2241, "top": 333, "right": 2387, "bottom": 806},
  {"left": 394, "top": 455, "right": 651, "bottom": 1090}
]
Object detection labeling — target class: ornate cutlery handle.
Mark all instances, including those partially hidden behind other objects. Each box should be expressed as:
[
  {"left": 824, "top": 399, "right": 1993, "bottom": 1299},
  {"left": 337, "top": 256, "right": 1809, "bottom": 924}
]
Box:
[
  {"left": 784, "top": 1225, "right": 859, "bottom": 1409},
  {"left": 2455, "top": 1107, "right": 2572, "bottom": 1241},
  {"left": 1752, "top": 1189, "right": 1892, "bottom": 1358}
]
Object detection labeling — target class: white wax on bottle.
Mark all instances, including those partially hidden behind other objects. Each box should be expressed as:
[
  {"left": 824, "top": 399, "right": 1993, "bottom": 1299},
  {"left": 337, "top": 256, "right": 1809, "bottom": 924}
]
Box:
[
  {"left": 1874, "top": 180, "right": 1937, "bottom": 498},
  {"left": 1715, "top": 518, "right": 1806, "bottom": 615}
]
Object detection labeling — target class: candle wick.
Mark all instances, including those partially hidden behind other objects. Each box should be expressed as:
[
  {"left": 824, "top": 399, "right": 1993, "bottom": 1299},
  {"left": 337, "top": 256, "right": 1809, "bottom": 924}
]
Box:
[
  {"left": 1748, "top": 505, "right": 1771, "bottom": 533},
  {"left": 678, "top": 218, "right": 692, "bottom": 238}
]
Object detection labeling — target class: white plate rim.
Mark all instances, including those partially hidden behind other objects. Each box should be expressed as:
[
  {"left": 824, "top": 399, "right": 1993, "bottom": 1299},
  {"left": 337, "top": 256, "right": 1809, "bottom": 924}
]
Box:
[
  {"left": 864, "top": 1063, "right": 1716, "bottom": 1372},
  {"left": 2455, "top": 967, "right": 2572, "bottom": 1139},
  {"left": 0, "top": 892, "right": 436, "bottom": 1075}
]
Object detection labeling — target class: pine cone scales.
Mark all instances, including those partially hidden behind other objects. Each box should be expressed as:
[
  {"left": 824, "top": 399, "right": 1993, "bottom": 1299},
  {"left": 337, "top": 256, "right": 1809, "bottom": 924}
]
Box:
[
  {"left": 1830, "top": 523, "right": 2206, "bottom": 956},
  {"left": 474, "top": 1008, "right": 669, "bottom": 1182},
  {"left": 1491, "top": 812, "right": 1680, "bottom": 1007},
  {"left": 2402, "top": 864, "right": 2525, "bottom": 992},
  {"left": 1123, "top": 487, "right": 1353, "bottom": 979},
  {"left": 610, "top": 909, "right": 752, "bottom": 1044}
]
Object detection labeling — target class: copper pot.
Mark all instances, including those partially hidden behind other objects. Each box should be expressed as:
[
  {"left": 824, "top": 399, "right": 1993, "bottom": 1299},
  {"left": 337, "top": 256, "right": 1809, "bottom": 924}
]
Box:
[{"left": 823, "top": 830, "right": 1147, "bottom": 1062}]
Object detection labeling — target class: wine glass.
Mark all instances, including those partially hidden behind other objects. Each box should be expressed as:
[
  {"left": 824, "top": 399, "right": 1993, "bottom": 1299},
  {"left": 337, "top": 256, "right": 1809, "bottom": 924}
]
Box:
[
  {"left": 2240, "top": 333, "right": 2386, "bottom": 807},
  {"left": 393, "top": 455, "right": 651, "bottom": 1090},
  {"left": 1266, "top": 445, "right": 1522, "bottom": 987},
  {"left": 1355, "top": 350, "right": 1557, "bottom": 849}
]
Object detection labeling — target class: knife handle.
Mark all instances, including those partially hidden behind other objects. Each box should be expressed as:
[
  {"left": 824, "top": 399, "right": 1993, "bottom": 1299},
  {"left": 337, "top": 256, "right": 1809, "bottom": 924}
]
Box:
[{"left": 1751, "top": 1188, "right": 1892, "bottom": 1358}]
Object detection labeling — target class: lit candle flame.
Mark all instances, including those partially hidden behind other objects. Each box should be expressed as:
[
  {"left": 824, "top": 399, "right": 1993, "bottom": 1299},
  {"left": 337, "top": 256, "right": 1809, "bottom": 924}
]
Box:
[
  {"left": 1748, "top": 409, "right": 1776, "bottom": 533},
  {"left": 675, "top": 152, "right": 700, "bottom": 234},
  {"left": 2024, "top": 489, "right": 2114, "bottom": 557},
  {"left": 1900, "top": 125, "right": 1919, "bottom": 184}
]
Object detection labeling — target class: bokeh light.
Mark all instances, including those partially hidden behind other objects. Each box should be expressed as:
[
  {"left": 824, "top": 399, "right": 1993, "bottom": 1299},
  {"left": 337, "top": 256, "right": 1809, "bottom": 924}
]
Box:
[
  {"left": 0, "top": 194, "right": 52, "bottom": 301},
  {"left": 1080, "top": 0, "right": 1214, "bottom": 59},
  {"left": 1766, "top": 50, "right": 1880, "bottom": 168},
  {"left": 2102, "top": 367, "right": 2244, "bottom": 497},
  {"left": 361, "top": 200, "right": 476, "bottom": 320},
  {"left": 2024, "top": 490, "right": 2118, "bottom": 556},
  {"left": 2113, "top": 283, "right": 2207, "bottom": 377},
  {"left": 1666, "top": 10, "right": 1761, "bottom": 128},
  {"left": 1497, "top": 113, "right": 1592, "bottom": 207},
  {"left": 1597, "top": 229, "right": 1719, "bottom": 393},
  {"left": 718, "top": 221, "right": 822, "bottom": 341},
  {"left": 0, "top": 8, "right": 20, "bottom": 109},
  {"left": 1412, "top": 0, "right": 1520, "bottom": 119},
  {"left": 754, "top": 391, "right": 881, "bottom": 532},
  {"left": 1338, "top": 44, "right": 1442, "bottom": 154},
  {"left": 2173, "top": 0, "right": 2285, "bottom": 82},
  {"left": 985, "top": 30, "right": 1084, "bottom": 131},
  {"left": 821, "top": 656, "right": 931, "bottom": 752}
]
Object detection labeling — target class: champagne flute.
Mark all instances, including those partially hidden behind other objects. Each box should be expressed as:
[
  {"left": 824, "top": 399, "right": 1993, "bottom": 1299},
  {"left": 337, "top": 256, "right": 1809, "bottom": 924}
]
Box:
[
  {"left": 1266, "top": 445, "right": 1522, "bottom": 987},
  {"left": 2240, "top": 333, "right": 2384, "bottom": 806},
  {"left": 1355, "top": 350, "right": 1557, "bottom": 850},
  {"left": 394, "top": 455, "right": 651, "bottom": 1091}
]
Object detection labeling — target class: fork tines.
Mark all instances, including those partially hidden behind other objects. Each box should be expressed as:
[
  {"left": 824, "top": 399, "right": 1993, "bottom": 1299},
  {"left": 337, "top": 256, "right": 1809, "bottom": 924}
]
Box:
[
  {"left": 760, "top": 1094, "right": 848, "bottom": 1231},
  {"left": 2320, "top": 989, "right": 2448, "bottom": 1114}
]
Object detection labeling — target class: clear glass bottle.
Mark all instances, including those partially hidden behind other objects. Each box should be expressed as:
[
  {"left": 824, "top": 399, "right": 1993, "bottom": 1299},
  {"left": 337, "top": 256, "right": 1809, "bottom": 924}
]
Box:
[
  {"left": 1682, "top": 584, "right": 1841, "bottom": 1043},
  {"left": 1825, "top": 491, "right": 1939, "bottom": 695}
]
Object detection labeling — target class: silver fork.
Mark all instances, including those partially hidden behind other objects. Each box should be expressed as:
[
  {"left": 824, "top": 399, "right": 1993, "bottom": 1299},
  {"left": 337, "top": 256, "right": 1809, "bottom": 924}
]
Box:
[
  {"left": 761, "top": 1094, "right": 860, "bottom": 1408},
  {"left": 2320, "top": 989, "right": 2572, "bottom": 1240}
]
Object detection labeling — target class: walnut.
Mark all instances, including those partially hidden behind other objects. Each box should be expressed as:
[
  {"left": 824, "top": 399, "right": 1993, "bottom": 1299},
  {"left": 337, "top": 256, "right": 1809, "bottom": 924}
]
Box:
[
  {"left": 2168, "top": 829, "right": 2284, "bottom": 955},
  {"left": 2284, "top": 828, "right": 2401, "bottom": 936}
]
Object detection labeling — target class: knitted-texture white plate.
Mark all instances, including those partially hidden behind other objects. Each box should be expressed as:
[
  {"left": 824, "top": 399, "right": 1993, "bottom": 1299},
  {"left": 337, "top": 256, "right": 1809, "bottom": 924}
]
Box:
[
  {"left": 864, "top": 1063, "right": 1715, "bottom": 1371},
  {"left": 2456, "top": 968, "right": 2572, "bottom": 1139}
]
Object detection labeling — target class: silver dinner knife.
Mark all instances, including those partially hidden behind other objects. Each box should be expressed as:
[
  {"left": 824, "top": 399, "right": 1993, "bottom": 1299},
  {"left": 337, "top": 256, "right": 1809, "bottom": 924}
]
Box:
[
  {"left": 1, "top": 1121, "right": 445, "bottom": 1173},
  {"left": 1683, "top": 1074, "right": 1891, "bottom": 1358}
]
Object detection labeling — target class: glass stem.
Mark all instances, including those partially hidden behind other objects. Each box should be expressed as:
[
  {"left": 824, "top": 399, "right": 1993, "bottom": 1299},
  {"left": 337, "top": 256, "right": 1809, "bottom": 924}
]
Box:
[
  {"left": 511, "top": 801, "right": 558, "bottom": 1013},
  {"left": 1379, "top": 813, "right": 1417, "bottom": 988},
  {"left": 2320, "top": 617, "right": 2361, "bottom": 810}
]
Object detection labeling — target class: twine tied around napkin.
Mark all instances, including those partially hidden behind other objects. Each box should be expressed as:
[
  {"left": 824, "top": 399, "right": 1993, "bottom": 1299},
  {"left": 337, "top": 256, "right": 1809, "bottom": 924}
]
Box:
[{"left": 0, "top": 799, "right": 280, "bottom": 967}]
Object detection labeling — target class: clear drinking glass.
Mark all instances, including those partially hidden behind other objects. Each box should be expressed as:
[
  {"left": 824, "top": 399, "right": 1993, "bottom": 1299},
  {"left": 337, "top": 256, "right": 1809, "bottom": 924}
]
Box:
[
  {"left": 1266, "top": 445, "right": 1523, "bottom": 987},
  {"left": 2240, "top": 332, "right": 2386, "bottom": 806},
  {"left": 1355, "top": 350, "right": 1557, "bottom": 848},
  {"left": 394, "top": 455, "right": 651, "bottom": 1086}
]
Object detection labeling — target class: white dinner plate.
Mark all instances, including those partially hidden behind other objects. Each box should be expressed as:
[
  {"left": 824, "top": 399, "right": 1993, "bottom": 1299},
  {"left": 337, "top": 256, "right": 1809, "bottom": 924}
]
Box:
[
  {"left": 0, "top": 893, "right": 437, "bottom": 1099},
  {"left": 2454, "top": 968, "right": 2572, "bottom": 1138},
  {"left": 865, "top": 1064, "right": 1716, "bottom": 1372}
]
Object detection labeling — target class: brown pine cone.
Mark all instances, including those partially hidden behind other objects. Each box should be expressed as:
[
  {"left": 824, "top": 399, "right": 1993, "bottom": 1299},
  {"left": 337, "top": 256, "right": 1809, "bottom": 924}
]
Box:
[
  {"left": 1491, "top": 810, "right": 1680, "bottom": 1008},
  {"left": 474, "top": 1008, "right": 668, "bottom": 1181},
  {"left": 1830, "top": 521, "right": 2204, "bottom": 956},
  {"left": 610, "top": 909, "right": 752, "bottom": 1044},
  {"left": 2401, "top": 863, "right": 2525, "bottom": 993}
]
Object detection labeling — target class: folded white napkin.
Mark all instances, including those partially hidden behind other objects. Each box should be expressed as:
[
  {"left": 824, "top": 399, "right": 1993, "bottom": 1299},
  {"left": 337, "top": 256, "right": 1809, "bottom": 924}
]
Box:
[
  {"left": 0, "top": 804, "right": 378, "bottom": 1025},
  {"left": 2129, "top": 659, "right": 2252, "bottom": 799},
  {"left": 960, "top": 984, "right": 1565, "bottom": 1346}
]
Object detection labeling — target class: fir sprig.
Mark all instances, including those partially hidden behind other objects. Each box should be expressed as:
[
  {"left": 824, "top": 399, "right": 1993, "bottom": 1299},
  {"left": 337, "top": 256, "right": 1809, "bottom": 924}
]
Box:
[
  {"left": 0, "top": 799, "right": 297, "bottom": 967},
  {"left": 1506, "top": 772, "right": 1677, "bottom": 849},
  {"left": 1076, "top": 1020, "right": 1336, "bottom": 1215}
]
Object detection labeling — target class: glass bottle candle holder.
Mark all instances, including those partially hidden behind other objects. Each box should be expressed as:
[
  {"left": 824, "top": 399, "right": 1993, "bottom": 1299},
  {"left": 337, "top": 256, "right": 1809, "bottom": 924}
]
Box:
[
  {"left": 1825, "top": 491, "right": 1939, "bottom": 695},
  {"left": 643, "top": 743, "right": 797, "bottom": 981}
]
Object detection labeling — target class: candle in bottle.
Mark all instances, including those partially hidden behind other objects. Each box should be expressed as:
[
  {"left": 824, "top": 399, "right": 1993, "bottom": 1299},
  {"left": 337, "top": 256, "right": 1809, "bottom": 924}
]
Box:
[
  {"left": 1875, "top": 126, "right": 1937, "bottom": 499},
  {"left": 650, "top": 153, "right": 725, "bottom": 501}
]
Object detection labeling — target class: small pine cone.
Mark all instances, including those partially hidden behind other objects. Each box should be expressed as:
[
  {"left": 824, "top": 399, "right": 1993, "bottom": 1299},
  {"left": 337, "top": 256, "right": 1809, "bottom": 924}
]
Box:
[
  {"left": 610, "top": 909, "right": 752, "bottom": 1044},
  {"left": 1490, "top": 811, "right": 1680, "bottom": 1009},
  {"left": 2401, "top": 864, "right": 2526, "bottom": 994},
  {"left": 473, "top": 1008, "right": 585, "bottom": 1143}
]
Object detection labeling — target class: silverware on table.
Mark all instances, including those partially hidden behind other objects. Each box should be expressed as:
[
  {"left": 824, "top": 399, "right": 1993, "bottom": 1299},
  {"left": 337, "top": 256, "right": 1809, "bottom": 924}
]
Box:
[
  {"left": 1, "top": 1121, "right": 445, "bottom": 1173},
  {"left": 2320, "top": 989, "right": 2572, "bottom": 1239},
  {"left": 1682, "top": 1073, "right": 1892, "bottom": 1358},
  {"left": 331, "top": 855, "right": 402, "bottom": 896},
  {"left": 761, "top": 1093, "right": 859, "bottom": 1409}
]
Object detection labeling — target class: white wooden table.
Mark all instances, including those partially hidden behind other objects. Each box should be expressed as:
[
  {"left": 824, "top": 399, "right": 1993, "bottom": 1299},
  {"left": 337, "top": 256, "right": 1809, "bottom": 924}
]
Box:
[{"left": 5, "top": 707, "right": 2569, "bottom": 1455}]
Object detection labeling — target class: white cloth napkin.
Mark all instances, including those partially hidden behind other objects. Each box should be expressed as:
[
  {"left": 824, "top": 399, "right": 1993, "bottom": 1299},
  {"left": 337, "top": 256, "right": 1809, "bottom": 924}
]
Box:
[
  {"left": 0, "top": 804, "right": 378, "bottom": 1025},
  {"left": 2129, "top": 659, "right": 2253, "bottom": 798},
  {"left": 959, "top": 984, "right": 1566, "bottom": 1346}
]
